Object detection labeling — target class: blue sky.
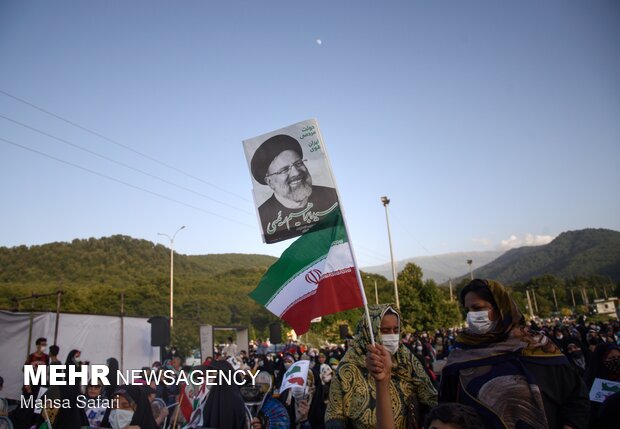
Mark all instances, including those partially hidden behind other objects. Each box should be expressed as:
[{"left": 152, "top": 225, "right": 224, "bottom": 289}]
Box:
[{"left": 1, "top": 0, "right": 618, "bottom": 269}]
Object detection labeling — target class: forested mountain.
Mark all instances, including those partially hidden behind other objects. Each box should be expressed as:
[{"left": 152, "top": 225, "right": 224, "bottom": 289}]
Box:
[
  {"left": 470, "top": 229, "right": 620, "bottom": 283},
  {"left": 1, "top": 230, "right": 618, "bottom": 354},
  {"left": 0, "top": 235, "right": 276, "bottom": 284},
  {"left": 0, "top": 236, "right": 282, "bottom": 352}
]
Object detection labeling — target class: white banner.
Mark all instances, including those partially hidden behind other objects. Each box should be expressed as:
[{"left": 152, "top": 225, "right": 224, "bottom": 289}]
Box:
[{"left": 0, "top": 311, "right": 159, "bottom": 400}]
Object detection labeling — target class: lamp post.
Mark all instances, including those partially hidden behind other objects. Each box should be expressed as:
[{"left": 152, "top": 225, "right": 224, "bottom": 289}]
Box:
[
  {"left": 374, "top": 279, "right": 378, "bottom": 305},
  {"left": 158, "top": 225, "right": 186, "bottom": 328},
  {"left": 467, "top": 259, "right": 473, "bottom": 280},
  {"left": 381, "top": 196, "right": 399, "bottom": 310}
]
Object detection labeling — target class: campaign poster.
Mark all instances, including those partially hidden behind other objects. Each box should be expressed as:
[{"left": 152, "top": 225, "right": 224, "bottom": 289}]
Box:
[{"left": 243, "top": 119, "right": 340, "bottom": 244}]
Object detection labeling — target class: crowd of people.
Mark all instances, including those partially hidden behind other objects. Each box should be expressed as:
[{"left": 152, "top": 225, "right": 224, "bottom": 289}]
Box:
[{"left": 1, "top": 279, "right": 619, "bottom": 429}]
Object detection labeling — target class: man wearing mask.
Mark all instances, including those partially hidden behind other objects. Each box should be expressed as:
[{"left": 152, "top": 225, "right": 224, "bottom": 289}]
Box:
[
  {"left": 25, "top": 337, "right": 49, "bottom": 368},
  {"left": 24, "top": 337, "right": 49, "bottom": 393}
]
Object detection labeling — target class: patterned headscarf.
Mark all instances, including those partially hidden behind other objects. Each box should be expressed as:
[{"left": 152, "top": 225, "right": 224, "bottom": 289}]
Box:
[
  {"left": 451, "top": 279, "right": 563, "bottom": 362},
  {"left": 325, "top": 304, "right": 438, "bottom": 428},
  {"left": 456, "top": 279, "right": 525, "bottom": 347},
  {"left": 345, "top": 304, "right": 402, "bottom": 364},
  {"left": 342, "top": 304, "right": 427, "bottom": 383},
  {"left": 444, "top": 280, "right": 569, "bottom": 429}
]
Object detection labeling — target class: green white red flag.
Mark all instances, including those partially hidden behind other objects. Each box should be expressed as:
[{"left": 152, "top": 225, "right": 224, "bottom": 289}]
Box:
[
  {"left": 279, "top": 360, "right": 310, "bottom": 393},
  {"left": 249, "top": 208, "right": 363, "bottom": 335}
]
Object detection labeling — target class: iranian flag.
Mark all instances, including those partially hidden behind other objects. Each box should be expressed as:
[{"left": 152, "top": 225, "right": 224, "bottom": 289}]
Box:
[{"left": 250, "top": 208, "right": 363, "bottom": 335}]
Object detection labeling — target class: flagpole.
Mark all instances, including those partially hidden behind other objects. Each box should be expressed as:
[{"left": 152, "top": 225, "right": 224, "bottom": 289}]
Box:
[
  {"left": 172, "top": 393, "right": 184, "bottom": 429},
  {"left": 315, "top": 120, "right": 375, "bottom": 345}
]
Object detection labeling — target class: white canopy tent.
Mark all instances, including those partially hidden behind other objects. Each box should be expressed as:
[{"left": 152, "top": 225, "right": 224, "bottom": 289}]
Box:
[{"left": 0, "top": 310, "right": 159, "bottom": 400}]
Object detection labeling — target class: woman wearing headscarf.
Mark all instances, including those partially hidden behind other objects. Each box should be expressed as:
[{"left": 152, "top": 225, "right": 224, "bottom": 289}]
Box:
[
  {"left": 53, "top": 385, "right": 90, "bottom": 428},
  {"left": 439, "top": 279, "right": 590, "bottom": 429},
  {"left": 325, "top": 304, "right": 438, "bottom": 429},
  {"left": 84, "top": 379, "right": 108, "bottom": 427},
  {"left": 584, "top": 342, "right": 620, "bottom": 428},
  {"left": 201, "top": 359, "right": 252, "bottom": 429},
  {"left": 275, "top": 353, "right": 296, "bottom": 391},
  {"left": 65, "top": 349, "right": 82, "bottom": 368},
  {"left": 278, "top": 366, "right": 324, "bottom": 429},
  {"left": 104, "top": 357, "right": 120, "bottom": 400},
  {"left": 100, "top": 385, "right": 159, "bottom": 429},
  {"left": 562, "top": 335, "right": 588, "bottom": 378}
]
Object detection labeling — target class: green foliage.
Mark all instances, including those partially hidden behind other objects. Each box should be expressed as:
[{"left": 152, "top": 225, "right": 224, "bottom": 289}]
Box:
[
  {"left": 398, "top": 263, "right": 463, "bottom": 331},
  {"left": 2, "top": 234, "right": 617, "bottom": 356},
  {"left": 0, "top": 236, "right": 279, "bottom": 357}
]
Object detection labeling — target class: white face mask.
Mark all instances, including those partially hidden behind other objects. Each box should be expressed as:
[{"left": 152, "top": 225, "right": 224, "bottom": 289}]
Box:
[
  {"left": 381, "top": 333, "right": 400, "bottom": 355},
  {"left": 467, "top": 310, "right": 496, "bottom": 334},
  {"left": 320, "top": 364, "right": 333, "bottom": 384},
  {"left": 291, "top": 385, "right": 308, "bottom": 401},
  {"left": 109, "top": 409, "right": 134, "bottom": 429}
]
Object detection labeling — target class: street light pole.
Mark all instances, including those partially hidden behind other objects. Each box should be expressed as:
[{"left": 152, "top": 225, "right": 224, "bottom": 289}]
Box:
[
  {"left": 467, "top": 259, "right": 473, "bottom": 280},
  {"left": 374, "top": 279, "right": 379, "bottom": 305},
  {"left": 158, "top": 225, "right": 186, "bottom": 328},
  {"left": 381, "top": 196, "right": 399, "bottom": 310}
]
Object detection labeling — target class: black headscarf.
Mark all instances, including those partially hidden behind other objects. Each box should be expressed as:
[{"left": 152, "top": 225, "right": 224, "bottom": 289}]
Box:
[
  {"left": 65, "top": 349, "right": 81, "bottom": 368},
  {"left": 53, "top": 385, "right": 90, "bottom": 428},
  {"left": 202, "top": 360, "right": 250, "bottom": 429},
  {"left": 585, "top": 342, "right": 620, "bottom": 389},
  {"left": 561, "top": 335, "right": 587, "bottom": 375},
  {"left": 258, "top": 354, "right": 275, "bottom": 375},
  {"left": 307, "top": 367, "right": 326, "bottom": 429},
  {"left": 100, "top": 385, "right": 158, "bottom": 429},
  {"left": 104, "top": 357, "right": 120, "bottom": 399},
  {"left": 598, "top": 391, "right": 620, "bottom": 428}
]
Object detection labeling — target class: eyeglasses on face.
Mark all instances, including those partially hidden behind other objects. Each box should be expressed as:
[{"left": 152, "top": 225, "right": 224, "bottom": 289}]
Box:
[{"left": 265, "top": 159, "right": 307, "bottom": 178}]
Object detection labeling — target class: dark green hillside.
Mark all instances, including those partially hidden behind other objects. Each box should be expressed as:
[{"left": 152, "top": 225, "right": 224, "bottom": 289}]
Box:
[
  {"left": 188, "top": 253, "right": 277, "bottom": 275},
  {"left": 2, "top": 230, "right": 617, "bottom": 354},
  {"left": 0, "top": 235, "right": 400, "bottom": 352},
  {"left": 472, "top": 229, "right": 620, "bottom": 283},
  {"left": 0, "top": 235, "right": 190, "bottom": 285},
  {"left": 0, "top": 236, "right": 280, "bottom": 353},
  {"left": 0, "top": 235, "right": 277, "bottom": 285}
]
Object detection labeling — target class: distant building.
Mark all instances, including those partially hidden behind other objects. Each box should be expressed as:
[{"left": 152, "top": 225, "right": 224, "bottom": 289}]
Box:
[{"left": 590, "top": 298, "right": 619, "bottom": 319}]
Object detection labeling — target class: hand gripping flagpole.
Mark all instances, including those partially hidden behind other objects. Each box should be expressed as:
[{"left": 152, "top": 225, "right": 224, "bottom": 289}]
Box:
[{"left": 317, "top": 121, "right": 375, "bottom": 345}]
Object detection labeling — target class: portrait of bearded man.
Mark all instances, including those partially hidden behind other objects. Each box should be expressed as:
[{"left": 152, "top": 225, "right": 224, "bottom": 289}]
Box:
[{"left": 250, "top": 134, "right": 339, "bottom": 243}]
